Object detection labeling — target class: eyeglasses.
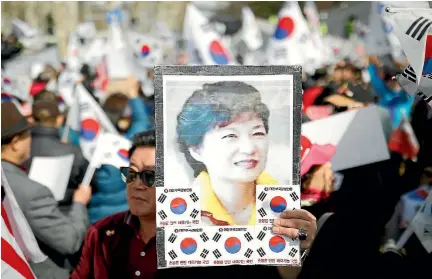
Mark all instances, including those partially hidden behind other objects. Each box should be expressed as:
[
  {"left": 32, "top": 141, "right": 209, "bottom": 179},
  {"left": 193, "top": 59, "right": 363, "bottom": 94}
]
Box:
[{"left": 119, "top": 167, "right": 155, "bottom": 187}]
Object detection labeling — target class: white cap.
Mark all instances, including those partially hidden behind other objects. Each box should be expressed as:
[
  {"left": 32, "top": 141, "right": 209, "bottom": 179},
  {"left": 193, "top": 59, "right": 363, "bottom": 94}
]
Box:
[{"left": 30, "top": 63, "right": 45, "bottom": 80}]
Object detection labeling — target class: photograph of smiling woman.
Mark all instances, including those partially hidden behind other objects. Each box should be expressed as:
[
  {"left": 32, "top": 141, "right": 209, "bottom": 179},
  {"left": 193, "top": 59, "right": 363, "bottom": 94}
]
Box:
[{"left": 176, "top": 81, "right": 285, "bottom": 226}]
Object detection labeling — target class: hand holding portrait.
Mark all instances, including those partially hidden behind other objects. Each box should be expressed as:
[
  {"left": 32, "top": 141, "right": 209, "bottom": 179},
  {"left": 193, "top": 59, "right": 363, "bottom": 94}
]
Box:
[{"left": 272, "top": 209, "right": 317, "bottom": 250}]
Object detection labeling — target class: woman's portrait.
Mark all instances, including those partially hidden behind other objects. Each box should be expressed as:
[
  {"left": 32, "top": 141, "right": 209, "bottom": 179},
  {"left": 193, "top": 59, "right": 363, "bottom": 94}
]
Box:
[{"left": 163, "top": 75, "right": 293, "bottom": 226}]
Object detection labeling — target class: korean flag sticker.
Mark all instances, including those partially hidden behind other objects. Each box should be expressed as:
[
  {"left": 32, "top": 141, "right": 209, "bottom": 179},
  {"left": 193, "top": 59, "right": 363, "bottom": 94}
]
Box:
[
  {"left": 254, "top": 225, "right": 301, "bottom": 266},
  {"left": 210, "top": 226, "right": 256, "bottom": 266},
  {"left": 164, "top": 227, "right": 217, "bottom": 267},
  {"left": 255, "top": 185, "right": 301, "bottom": 225},
  {"left": 156, "top": 187, "right": 201, "bottom": 227}
]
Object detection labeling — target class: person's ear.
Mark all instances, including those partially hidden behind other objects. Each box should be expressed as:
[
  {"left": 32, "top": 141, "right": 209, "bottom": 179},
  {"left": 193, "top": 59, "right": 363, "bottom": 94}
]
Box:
[
  {"left": 188, "top": 146, "right": 203, "bottom": 163},
  {"left": 10, "top": 135, "right": 21, "bottom": 152}
]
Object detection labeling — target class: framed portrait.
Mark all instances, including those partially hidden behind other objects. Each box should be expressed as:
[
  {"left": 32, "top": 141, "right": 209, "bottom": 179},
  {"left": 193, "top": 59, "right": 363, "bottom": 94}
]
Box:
[{"left": 154, "top": 66, "right": 302, "bottom": 269}]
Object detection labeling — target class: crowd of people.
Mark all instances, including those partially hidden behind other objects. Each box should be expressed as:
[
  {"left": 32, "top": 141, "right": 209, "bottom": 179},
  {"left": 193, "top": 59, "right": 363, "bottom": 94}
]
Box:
[{"left": 1, "top": 3, "right": 432, "bottom": 279}]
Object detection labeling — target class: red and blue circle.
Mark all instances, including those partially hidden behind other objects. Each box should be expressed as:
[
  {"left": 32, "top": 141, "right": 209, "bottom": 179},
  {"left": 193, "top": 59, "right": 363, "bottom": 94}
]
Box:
[
  {"left": 270, "top": 196, "right": 287, "bottom": 213},
  {"left": 224, "top": 237, "right": 241, "bottom": 254},
  {"left": 273, "top": 16, "right": 295, "bottom": 40},
  {"left": 209, "top": 40, "right": 229, "bottom": 65},
  {"left": 117, "top": 149, "right": 129, "bottom": 162},
  {"left": 180, "top": 238, "right": 197, "bottom": 255},
  {"left": 80, "top": 118, "right": 100, "bottom": 141},
  {"left": 141, "top": 44, "right": 151, "bottom": 57},
  {"left": 423, "top": 35, "right": 432, "bottom": 75},
  {"left": 1, "top": 93, "right": 12, "bottom": 102},
  {"left": 269, "top": 236, "right": 286, "bottom": 253},
  {"left": 170, "top": 198, "right": 187, "bottom": 215}
]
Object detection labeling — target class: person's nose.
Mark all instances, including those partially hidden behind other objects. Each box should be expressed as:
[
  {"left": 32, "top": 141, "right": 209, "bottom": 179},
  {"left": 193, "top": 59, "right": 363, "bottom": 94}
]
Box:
[{"left": 238, "top": 135, "right": 256, "bottom": 155}]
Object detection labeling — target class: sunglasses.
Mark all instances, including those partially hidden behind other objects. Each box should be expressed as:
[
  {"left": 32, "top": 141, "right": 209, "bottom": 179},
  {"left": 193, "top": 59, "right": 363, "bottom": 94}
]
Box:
[{"left": 119, "top": 167, "right": 155, "bottom": 187}]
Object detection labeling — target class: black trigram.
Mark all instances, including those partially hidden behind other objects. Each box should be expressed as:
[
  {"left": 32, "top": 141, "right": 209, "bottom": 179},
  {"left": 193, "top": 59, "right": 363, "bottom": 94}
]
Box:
[
  {"left": 405, "top": 16, "right": 432, "bottom": 41},
  {"left": 190, "top": 209, "right": 199, "bottom": 219},
  {"left": 289, "top": 248, "right": 298, "bottom": 257},
  {"left": 168, "top": 233, "right": 177, "bottom": 243},
  {"left": 417, "top": 91, "right": 432, "bottom": 105},
  {"left": 257, "top": 247, "right": 266, "bottom": 257},
  {"left": 257, "top": 231, "right": 266, "bottom": 241},
  {"left": 168, "top": 250, "right": 178, "bottom": 260},
  {"left": 244, "top": 248, "right": 253, "bottom": 258},
  {"left": 158, "top": 193, "right": 167, "bottom": 203},
  {"left": 290, "top": 192, "right": 299, "bottom": 202},
  {"left": 402, "top": 66, "right": 416, "bottom": 83},
  {"left": 158, "top": 210, "right": 167, "bottom": 220},
  {"left": 200, "top": 249, "right": 209, "bottom": 258},
  {"left": 244, "top": 232, "right": 253, "bottom": 242},
  {"left": 257, "top": 191, "right": 267, "bottom": 201},
  {"left": 213, "top": 249, "right": 222, "bottom": 259},
  {"left": 258, "top": 208, "right": 267, "bottom": 217},
  {"left": 200, "top": 233, "right": 209, "bottom": 242},
  {"left": 190, "top": 193, "right": 199, "bottom": 202},
  {"left": 213, "top": 232, "right": 222, "bottom": 242}
]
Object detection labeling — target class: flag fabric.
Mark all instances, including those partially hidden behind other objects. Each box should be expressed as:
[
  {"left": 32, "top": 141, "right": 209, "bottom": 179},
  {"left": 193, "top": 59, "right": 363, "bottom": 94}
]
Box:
[
  {"left": 303, "top": 1, "right": 331, "bottom": 64},
  {"left": 266, "top": 2, "right": 308, "bottom": 67},
  {"left": 128, "top": 31, "right": 165, "bottom": 68},
  {"left": 397, "top": 64, "right": 432, "bottom": 105},
  {"left": 388, "top": 116, "right": 420, "bottom": 160},
  {"left": 301, "top": 105, "right": 390, "bottom": 172},
  {"left": 105, "top": 9, "right": 135, "bottom": 79},
  {"left": 241, "top": 6, "right": 264, "bottom": 51},
  {"left": 88, "top": 133, "right": 132, "bottom": 169},
  {"left": 183, "top": 4, "right": 235, "bottom": 65},
  {"left": 92, "top": 57, "right": 109, "bottom": 92},
  {"left": 390, "top": 11, "right": 432, "bottom": 86},
  {"left": 76, "top": 84, "right": 119, "bottom": 160},
  {"left": 66, "top": 32, "right": 83, "bottom": 72},
  {"left": 1, "top": 167, "right": 47, "bottom": 279}
]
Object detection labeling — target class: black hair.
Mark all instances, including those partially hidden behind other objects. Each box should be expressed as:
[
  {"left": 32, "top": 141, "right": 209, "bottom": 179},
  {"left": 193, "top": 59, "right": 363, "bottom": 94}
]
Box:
[
  {"left": 176, "top": 81, "right": 270, "bottom": 177},
  {"left": 128, "top": 130, "right": 156, "bottom": 159}
]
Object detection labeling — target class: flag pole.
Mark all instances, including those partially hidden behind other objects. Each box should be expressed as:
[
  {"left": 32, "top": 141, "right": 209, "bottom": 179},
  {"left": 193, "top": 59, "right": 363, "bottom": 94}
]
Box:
[{"left": 385, "top": 7, "right": 432, "bottom": 13}]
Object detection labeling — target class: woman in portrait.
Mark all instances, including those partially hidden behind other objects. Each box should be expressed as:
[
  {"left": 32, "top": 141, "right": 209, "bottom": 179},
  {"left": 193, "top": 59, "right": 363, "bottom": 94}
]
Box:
[{"left": 176, "top": 81, "right": 278, "bottom": 226}]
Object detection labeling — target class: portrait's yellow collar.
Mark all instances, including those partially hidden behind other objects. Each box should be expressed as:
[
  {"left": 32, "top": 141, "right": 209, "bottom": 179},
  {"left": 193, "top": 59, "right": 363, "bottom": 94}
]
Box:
[{"left": 195, "top": 171, "right": 278, "bottom": 225}]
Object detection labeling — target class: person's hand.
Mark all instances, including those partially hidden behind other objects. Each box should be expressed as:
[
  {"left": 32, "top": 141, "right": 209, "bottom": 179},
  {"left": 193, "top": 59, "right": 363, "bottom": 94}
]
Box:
[
  {"left": 273, "top": 209, "right": 317, "bottom": 250},
  {"left": 73, "top": 184, "right": 92, "bottom": 205},
  {"left": 125, "top": 75, "right": 140, "bottom": 98},
  {"left": 303, "top": 162, "right": 334, "bottom": 193},
  {"left": 368, "top": 55, "right": 382, "bottom": 67}
]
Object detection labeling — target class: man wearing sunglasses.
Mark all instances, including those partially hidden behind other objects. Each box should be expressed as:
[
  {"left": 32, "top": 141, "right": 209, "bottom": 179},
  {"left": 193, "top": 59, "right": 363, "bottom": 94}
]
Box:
[{"left": 72, "top": 130, "right": 317, "bottom": 279}]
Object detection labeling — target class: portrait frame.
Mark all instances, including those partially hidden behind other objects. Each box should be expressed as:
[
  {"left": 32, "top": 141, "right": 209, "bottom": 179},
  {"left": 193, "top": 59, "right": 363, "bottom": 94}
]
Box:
[{"left": 154, "top": 65, "right": 302, "bottom": 269}]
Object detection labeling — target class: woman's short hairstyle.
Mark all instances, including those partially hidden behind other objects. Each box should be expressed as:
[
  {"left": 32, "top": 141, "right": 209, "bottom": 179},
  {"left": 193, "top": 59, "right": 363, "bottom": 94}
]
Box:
[{"left": 176, "top": 81, "right": 270, "bottom": 176}]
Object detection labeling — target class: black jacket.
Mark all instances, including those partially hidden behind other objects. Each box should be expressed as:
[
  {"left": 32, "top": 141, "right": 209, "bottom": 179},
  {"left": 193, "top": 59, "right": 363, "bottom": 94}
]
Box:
[{"left": 24, "top": 125, "right": 96, "bottom": 211}]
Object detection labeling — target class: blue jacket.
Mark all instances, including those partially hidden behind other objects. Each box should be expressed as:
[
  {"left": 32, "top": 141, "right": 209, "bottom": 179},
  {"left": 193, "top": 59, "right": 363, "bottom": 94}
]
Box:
[
  {"left": 59, "top": 126, "right": 80, "bottom": 146},
  {"left": 367, "top": 65, "right": 414, "bottom": 128},
  {"left": 88, "top": 165, "right": 129, "bottom": 223},
  {"left": 88, "top": 97, "right": 152, "bottom": 223}
]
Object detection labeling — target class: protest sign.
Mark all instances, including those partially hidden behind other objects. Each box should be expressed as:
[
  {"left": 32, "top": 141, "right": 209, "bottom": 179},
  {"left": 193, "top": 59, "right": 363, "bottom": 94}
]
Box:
[{"left": 154, "top": 65, "right": 302, "bottom": 268}]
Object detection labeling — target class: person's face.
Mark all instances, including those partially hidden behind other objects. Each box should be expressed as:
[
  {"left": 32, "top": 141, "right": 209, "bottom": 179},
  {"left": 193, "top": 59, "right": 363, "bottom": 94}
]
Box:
[
  {"left": 126, "top": 146, "right": 156, "bottom": 218},
  {"left": 332, "top": 68, "right": 343, "bottom": 82},
  {"left": 342, "top": 68, "right": 354, "bottom": 81},
  {"left": 190, "top": 113, "right": 269, "bottom": 184}
]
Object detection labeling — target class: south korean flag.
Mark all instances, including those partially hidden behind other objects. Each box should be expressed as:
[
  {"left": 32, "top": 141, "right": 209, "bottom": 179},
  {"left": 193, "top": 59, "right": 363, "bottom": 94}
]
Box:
[
  {"left": 211, "top": 226, "right": 256, "bottom": 265},
  {"left": 164, "top": 227, "right": 215, "bottom": 267},
  {"left": 255, "top": 185, "right": 301, "bottom": 225},
  {"left": 397, "top": 65, "right": 432, "bottom": 106},
  {"left": 156, "top": 187, "right": 201, "bottom": 227},
  {"left": 255, "top": 225, "right": 301, "bottom": 266}
]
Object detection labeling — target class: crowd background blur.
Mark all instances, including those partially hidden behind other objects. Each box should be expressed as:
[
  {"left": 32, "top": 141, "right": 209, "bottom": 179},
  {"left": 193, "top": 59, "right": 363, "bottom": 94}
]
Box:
[{"left": 1, "top": 1, "right": 431, "bottom": 279}]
